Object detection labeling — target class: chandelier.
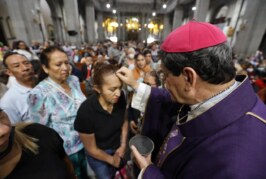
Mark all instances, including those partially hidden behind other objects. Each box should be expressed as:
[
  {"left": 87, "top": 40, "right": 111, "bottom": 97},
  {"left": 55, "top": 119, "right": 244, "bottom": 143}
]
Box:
[
  {"left": 126, "top": 17, "right": 140, "bottom": 31},
  {"left": 147, "top": 21, "right": 164, "bottom": 36},
  {"left": 102, "top": 18, "right": 119, "bottom": 34}
]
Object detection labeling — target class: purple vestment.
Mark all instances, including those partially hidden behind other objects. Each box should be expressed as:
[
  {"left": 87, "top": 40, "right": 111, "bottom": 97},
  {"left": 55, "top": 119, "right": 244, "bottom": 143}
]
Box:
[{"left": 142, "top": 76, "right": 266, "bottom": 179}]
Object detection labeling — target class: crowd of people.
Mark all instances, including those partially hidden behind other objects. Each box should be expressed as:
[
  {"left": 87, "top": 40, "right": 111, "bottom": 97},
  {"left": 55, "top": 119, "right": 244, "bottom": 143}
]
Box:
[{"left": 1, "top": 20, "right": 266, "bottom": 179}]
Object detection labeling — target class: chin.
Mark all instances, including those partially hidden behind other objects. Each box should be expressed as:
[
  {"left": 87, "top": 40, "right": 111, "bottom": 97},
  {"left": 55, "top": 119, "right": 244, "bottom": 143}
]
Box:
[
  {"left": 61, "top": 76, "right": 69, "bottom": 80},
  {"left": 112, "top": 99, "right": 119, "bottom": 103}
]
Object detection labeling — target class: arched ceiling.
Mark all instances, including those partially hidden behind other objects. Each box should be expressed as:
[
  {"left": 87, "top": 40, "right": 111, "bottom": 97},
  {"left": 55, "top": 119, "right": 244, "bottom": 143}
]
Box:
[{"left": 92, "top": 0, "right": 195, "bottom": 14}]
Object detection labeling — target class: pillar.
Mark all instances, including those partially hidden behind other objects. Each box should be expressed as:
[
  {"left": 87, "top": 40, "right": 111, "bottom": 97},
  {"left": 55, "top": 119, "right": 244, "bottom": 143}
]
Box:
[
  {"left": 194, "top": 0, "right": 210, "bottom": 22},
  {"left": 162, "top": 14, "right": 171, "bottom": 41},
  {"left": 140, "top": 13, "right": 146, "bottom": 42},
  {"left": 97, "top": 11, "right": 105, "bottom": 42},
  {"left": 172, "top": 5, "right": 183, "bottom": 30},
  {"left": 121, "top": 13, "right": 126, "bottom": 41},
  {"left": 233, "top": 0, "right": 266, "bottom": 57},
  {"left": 85, "top": 0, "right": 96, "bottom": 43},
  {"left": 63, "top": 0, "right": 81, "bottom": 44}
]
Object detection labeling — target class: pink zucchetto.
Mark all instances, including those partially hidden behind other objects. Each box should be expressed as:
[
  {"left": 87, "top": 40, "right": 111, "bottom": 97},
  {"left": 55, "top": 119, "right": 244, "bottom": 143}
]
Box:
[{"left": 161, "top": 21, "right": 227, "bottom": 53}]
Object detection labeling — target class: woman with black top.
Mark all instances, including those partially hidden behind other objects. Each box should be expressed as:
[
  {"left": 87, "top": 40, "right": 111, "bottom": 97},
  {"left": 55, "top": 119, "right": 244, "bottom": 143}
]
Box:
[
  {"left": 0, "top": 108, "right": 75, "bottom": 179},
  {"left": 74, "top": 64, "right": 128, "bottom": 179}
]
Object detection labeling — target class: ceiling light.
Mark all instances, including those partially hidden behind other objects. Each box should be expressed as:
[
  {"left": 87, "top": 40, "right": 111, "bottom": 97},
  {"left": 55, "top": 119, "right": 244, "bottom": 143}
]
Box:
[
  {"left": 112, "top": 9, "right": 117, "bottom": 14},
  {"left": 163, "top": 4, "right": 167, "bottom": 9},
  {"left": 192, "top": 6, "right": 196, "bottom": 11},
  {"left": 152, "top": 12, "right": 156, "bottom": 16},
  {"left": 106, "top": 3, "right": 111, "bottom": 8}
]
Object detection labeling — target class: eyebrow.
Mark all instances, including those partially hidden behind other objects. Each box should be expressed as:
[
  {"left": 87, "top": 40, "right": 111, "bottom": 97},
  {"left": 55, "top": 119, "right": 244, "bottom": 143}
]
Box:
[
  {"left": 9, "top": 60, "right": 29, "bottom": 65},
  {"left": 9, "top": 62, "right": 21, "bottom": 66}
]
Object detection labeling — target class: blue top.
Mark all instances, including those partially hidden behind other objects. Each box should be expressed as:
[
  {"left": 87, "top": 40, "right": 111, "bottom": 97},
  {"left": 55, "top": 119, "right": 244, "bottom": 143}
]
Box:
[{"left": 28, "top": 75, "right": 86, "bottom": 155}]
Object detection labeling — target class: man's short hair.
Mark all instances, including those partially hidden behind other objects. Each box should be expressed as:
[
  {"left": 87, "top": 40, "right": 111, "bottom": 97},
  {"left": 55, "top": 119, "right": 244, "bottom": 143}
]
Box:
[
  {"left": 3, "top": 51, "right": 27, "bottom": 68},
  {"left": 160, "top": 42, "right": 236, "bottom": 84},
  {"left": 160, "top": 21, "right": 235, "bottom": 84}
]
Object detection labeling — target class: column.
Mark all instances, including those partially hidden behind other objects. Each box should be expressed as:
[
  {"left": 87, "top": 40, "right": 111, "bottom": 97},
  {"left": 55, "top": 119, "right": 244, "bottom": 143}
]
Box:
[
  {"left": 162, "top": 14, "right": 171, "bottom": 41},
  {"left": 144, "top": 14, "right": 149, "bottom": 44},
  {"left": 228, "top": 0, "right": 244, "bottom": 45},
  {"left": 50, "top": 0, "right": 66, "bottom": 44},
  {"left": 85, "top": 0, "right": 96, "bottom": 43},
  {"left": 194, "top": 0, "right": 210, "bottom": 22},
  {"left": 233, "top": 0, "right": 266, "bottom": 57},
  {"left": 117, "top": 13, "right": 122, "bottom": 41},
  {"left": 63, "top": 0, "right": 81, "bottom": 44},
  {"left": 97, "top": 11, "right": 105, "bottom": 42},
  {"left": 52, "top": 16, "right": 61, "bottom": 42},
  {"left": 6, "top": 0, "right": 42, "bottom": 44},
  {"left": 140, "top": 13, "right": 146, "bottom": 42},
  {"left": 121, "top": 13, "right": 126, "bottom": 41},
  {"left": 172, "top": 6, "right": 183, "bottom": 30}
]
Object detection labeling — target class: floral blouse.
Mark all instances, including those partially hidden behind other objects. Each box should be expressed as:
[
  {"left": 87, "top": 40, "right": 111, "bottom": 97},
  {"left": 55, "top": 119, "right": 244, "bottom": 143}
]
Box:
[{"left": 28, "top": 75, "right": 86, "bottom": 155}]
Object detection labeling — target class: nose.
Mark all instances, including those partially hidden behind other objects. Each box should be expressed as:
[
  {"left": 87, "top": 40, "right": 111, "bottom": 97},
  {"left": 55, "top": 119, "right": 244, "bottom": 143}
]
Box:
[
  {"left": 21, "top": 63, "right": 31, "bottom": 71},
  {"left": 115, "top": 89, "right": 121, "bottom": 97},
  {"left": 62, "top": 63, "right": 69, "bottom": 70}
]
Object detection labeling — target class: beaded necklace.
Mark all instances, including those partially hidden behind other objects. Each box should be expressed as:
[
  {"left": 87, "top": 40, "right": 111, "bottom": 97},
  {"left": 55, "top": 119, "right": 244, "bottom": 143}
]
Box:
[
  {"left": 156, "top": 81, "right": 236, "bottom": 166},
  {"left": 177, "top": 81, "right": 236, "bottom": 124}
]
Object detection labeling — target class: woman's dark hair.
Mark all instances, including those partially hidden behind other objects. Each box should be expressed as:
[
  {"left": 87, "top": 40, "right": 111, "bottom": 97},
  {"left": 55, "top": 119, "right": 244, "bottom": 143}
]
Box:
[
  {"left": 134, "top": 52, "right": 144, "bottom": 60},
  {"left": 148, "top": 70, "right": 161, "bottom": 87},
  {"left": 92, "top": 63, "right": 118, "bottom": 88},
  {"left": 143, "top": 49, "right": 151, "bottom": 56},
  {"left": 40, "top": 46, "right": 67, "bottom": 68},
  {"left": 31, "top": 60, "right": 42, "bottom": 75},
  {"left": 13, "top": 40, "right": 31, "bottom": 52},
  {"left": 160, "top": 42, "right": 236, "bottom": 84},
  {"left": 38, "top": 46, "right": 67, "bottom": 81}
]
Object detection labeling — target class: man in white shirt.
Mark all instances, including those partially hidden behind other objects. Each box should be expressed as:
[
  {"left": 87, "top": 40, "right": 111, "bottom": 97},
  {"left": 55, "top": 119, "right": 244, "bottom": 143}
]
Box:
[{"left": 0, "top": 51, "right": 36, "bottom": 123}]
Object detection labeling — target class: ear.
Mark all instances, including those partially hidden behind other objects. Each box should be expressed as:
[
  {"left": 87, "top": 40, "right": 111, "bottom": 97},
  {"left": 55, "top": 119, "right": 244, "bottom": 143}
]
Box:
[
  {"left": 5, "top": 69, "right": 14, "bottom": 77},
  {"left": 182, "top": 67, "right": 197, "bottom": 91},
  {"left": 42, "top": 65, "right": 49, "bottom": 74},
  {"left": 93, "top": 85, "right": 101, "bottom": 94}
]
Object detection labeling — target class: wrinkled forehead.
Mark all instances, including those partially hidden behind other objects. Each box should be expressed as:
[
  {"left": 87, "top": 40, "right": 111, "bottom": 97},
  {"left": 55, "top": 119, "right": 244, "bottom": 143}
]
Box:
[{"left": 6, "top": 54, "right": 28, "bottom": 63}]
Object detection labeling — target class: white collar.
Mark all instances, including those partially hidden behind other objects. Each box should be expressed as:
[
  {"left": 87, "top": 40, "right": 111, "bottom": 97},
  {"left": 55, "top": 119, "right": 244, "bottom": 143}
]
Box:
[
  {"left": 182, "top": 81, "right": 240, "bottom": 123},
  {"left": 12, "top": 79, "right": 32, "bottom": 94}
]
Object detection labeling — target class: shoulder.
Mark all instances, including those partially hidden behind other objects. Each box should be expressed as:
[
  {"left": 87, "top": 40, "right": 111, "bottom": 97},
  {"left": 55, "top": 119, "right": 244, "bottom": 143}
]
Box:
[
  {"left": 22, "top": 123, "right": 62, "bottom": 142},
  {"left": 68, "top": 75, "right": 79, "bottom": 84},
  {"left": 29, "top": 80, "right": 51, "bottom": 99},
  {"left": 79, "top": 93, "right": 97, "bottom": 110},
  {"left": 23, "top": 123, "right": 56, "bottom": 135},
  {"left": 30, "top": 80, "right": 50, "bottom": 95},
  {"left": 28, "top": 89, "right": 46, "bottom": 105},
  {"left": 76, "top": 93, "right": 98, "bottom": 120},
  {"left": 0, "top": 89, "right": 13, "bottom": 103},
  {"left": 0, "top": 87, "right": 24, "bottom": 108}
]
